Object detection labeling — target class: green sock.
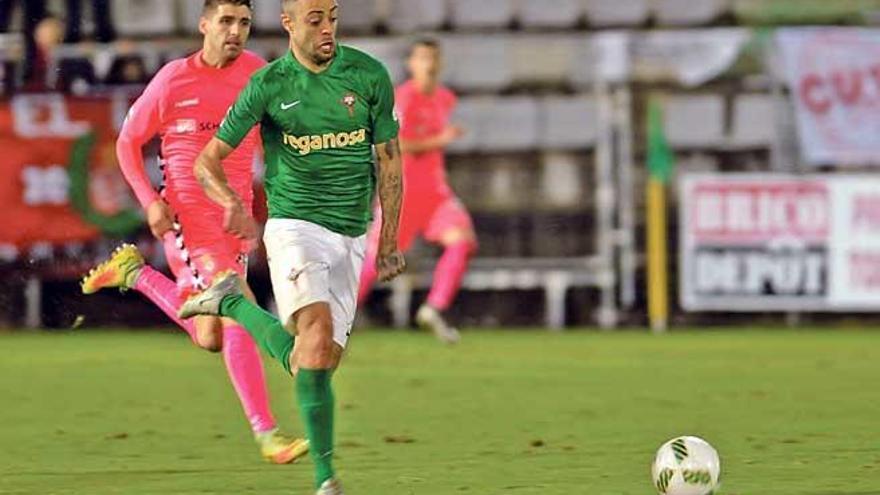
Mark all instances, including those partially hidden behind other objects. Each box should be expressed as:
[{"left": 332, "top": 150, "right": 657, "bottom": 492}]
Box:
[
  {"left": 297, "top": 368, "right": 335, "bottom": 487},
  {"left": 219, "top": 294, "right": 294, "bottom": 374}
]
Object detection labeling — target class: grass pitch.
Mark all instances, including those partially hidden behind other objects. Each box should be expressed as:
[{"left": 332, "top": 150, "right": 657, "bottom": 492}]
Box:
[{"left": 0, "top": 328, "right": 878, "bottom": 495}]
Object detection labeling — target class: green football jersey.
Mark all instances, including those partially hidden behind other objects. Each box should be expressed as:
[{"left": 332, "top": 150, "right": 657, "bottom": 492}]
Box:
[{"left": 216, "top": 45, "right": 399, "bottom": 237}]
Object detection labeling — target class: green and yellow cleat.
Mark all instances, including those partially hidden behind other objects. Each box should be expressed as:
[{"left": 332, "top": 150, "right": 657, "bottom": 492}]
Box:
[
  {"left": 81, "top": 243, "right": 145, "bottom": 295},
  {"left": 255, "top": 429, "right": 310, "bottom": 465}
]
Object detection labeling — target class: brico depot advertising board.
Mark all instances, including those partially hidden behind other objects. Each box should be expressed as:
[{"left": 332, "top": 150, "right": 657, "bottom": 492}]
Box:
[{"left": 680, "top": 174, "right": 880, "bottom": 311}]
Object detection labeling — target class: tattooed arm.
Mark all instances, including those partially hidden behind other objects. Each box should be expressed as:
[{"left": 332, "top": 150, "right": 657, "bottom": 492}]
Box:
[
  {"left": 193, "top": 137, "right": 256, "bottom": 240},
  {"left": 374, "top": 138, "right": 406, "bottom": 281}
]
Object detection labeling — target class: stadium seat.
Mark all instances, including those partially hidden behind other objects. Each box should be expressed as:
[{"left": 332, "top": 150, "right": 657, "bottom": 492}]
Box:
[
  {"left": 178, "top": 0, "right": 201, "bottom": 33},
  {"left": 448, "top": 0, "right": 516, "bottom": 30},
  {"left": 338, "top": 0, "right": 380, "bottom": 34},
  {"left": 729, "top": 93, "right": 776, "bottom": 149},
  {"left": 663, "top": 94, "right": 725, "bottom": 148},
  {"left": 654, "top": 0, "right": 728, "bottom": 26},
  {"left": 237, "top": 1, "right": 390, "bottom": 34},
  {"left": 238, "top": 39, "right": 273, "bottom": 62},
  {"left": 480, "top": 96, "right": 540, "bottom": 151},
  {"left": 509, "top": 35, "right": 577, "bottom": 85},
  {"left": 252, "top": 0, "right": 284, "bottom": 33},
  {"left": 443, "top": 36, "right": 512, "bottom": 91},
  {"left": 448, "top": 96, "right": 542, "bottom": 153},
  {"left": 111, "top": 0, "right": 176, "bottom": 36},
  {"left": 540, "top": 152, "right": 585, "bottom": 208},
  {"left": 386, "top": 0, "right": 446, "bottom": 33},
  {"left": 345, "top": 38, "right": 405, "bottom": 83},
  {"left": 539, "top": 95, "right": 598, "bottom": 149},
  {"left": 566, "top": 33, "right": 606, "bottom": 87},
  {"left": 583, "top": 0, "right": 650, "bottom": 26},
  {"left": 518, "top": 0, "right": 584, "bottom": 29},
  {"left": 484, "top": 159, "right": 528, "bottom": 210},
  {"left": 447, "top": 96, "right": 492, "bottom": 154}
]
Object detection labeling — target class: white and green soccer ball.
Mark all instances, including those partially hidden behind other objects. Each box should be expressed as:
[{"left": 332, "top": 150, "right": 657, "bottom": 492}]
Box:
[{"left": 651, "top": 436, "right": 721, "bottom": 495}]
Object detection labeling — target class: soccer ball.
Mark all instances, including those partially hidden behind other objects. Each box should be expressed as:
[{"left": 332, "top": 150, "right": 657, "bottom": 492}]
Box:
[{"left": 651, "top": 436, "right": 721, "bottom": 495}]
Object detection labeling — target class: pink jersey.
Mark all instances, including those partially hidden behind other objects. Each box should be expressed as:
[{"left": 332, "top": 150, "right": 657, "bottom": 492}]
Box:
[
  {"left": 117, "top": 49, "right": 265, "bottom": 212},
  {"left": 395, "top": 80, "right": 457, "bottom": 199}
]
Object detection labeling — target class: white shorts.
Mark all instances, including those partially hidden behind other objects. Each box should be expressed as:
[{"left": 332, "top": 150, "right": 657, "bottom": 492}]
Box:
[{"left": 263, "top": 218, "right": 366, "bottom": 348}]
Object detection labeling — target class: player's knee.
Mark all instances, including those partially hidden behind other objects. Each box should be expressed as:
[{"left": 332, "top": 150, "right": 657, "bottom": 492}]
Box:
[
  {"left": 295, "top": 311, "right": 336, "bottom": 368},
  {"left": 301, "top": 328, "right": 336, "bottom": 367},
  {"left": 302, "top": 338, "right": 342, "bottom": 370},
  {"left": 195, "top": 317, "right": 224, "bottom": 353},
  {"left": 441, "top": 228, "right": 478, "bottom": 252},
  {"left": 197, "top": 333, "right": 223, "bottom": 353}
]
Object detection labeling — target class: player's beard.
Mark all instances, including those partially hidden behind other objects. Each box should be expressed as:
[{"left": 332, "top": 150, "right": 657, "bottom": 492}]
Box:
[
  {"left": 310, "top": 39, "right": 335, "bottom": 66},
  {"left": 223, "top": 49, "right": 242, "bottom": 63},
  {"left": 223, "top": 41, "right": 243, "bottom": 60},
  {"left": 311, "top": 52, "right": 332, "bottom": 66}
]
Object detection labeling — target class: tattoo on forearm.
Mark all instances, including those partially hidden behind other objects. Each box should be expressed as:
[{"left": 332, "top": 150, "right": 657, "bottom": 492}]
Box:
[
  {"left": 378, "top": 139, "right": 402, "bottom": 248},
  {"left": 384, "top": 141, "right": 396, "bottom": 160}
]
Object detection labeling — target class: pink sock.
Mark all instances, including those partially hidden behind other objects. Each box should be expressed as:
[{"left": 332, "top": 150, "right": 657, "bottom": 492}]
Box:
[
  {"left": 223, "top": 325, "right": 277, "bottom": 433},
  {"left": 357, "top": 243, "right": 379, "bottom": 304},
  {"left": 136, "top": 267, "right": 275, "bottom": 433},
  {"left": 427, "top": 242, "right": 475, "bottom": 311},
  {"left": 134, "top": 266, "right": 198, "bottom": 343}
]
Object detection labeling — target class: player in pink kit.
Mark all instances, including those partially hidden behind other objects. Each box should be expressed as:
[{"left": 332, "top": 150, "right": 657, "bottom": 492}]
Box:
[
  {"left": 359, "top": 39, "right": 477, "bottom": 344},
  {"left": 81, "top": 0, "right": 308, "bottom": 464}
]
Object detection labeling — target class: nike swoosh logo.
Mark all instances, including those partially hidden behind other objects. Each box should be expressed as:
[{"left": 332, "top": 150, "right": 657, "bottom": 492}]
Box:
[{"left": 281, "top": 101, "right": 301, "bottom": 110}]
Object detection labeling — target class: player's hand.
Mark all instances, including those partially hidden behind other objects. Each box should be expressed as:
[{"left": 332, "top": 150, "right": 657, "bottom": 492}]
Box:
[
  {"left": 146, "top": 199, "right": 175, "bottom": 239},
  {"left": 439, "top": 125, "right": 464, "bottom": 146},
  {"left": 223, "top": 203, "right": 258, "bottom": 241},
  {"left": 377, "top": 250, "right": 406, "bottom": 282}
]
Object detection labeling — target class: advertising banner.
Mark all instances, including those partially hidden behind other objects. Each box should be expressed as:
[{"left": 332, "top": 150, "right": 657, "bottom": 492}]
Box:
[
  {"left": 681, "top": 173, "right": 880, "bottom": 311},
  {"left": 777, "top": 28, "right": 880, "bottom": 166},
  {"left": 0, "top": 93, "right": 140, "bottom": 250},
  {"left": 827, "top": 177, "right": 880, "bottom": 308}
]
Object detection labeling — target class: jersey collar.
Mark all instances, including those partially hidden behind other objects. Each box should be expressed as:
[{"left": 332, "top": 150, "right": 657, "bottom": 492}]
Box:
[{"left": 191, "top": 49, "right": 239, "bottom": 71}]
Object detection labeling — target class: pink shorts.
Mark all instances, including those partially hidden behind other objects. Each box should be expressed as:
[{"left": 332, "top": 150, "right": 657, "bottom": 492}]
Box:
[
  {"left": 370, "top": 194, "right": 474, "bottom": 252},
  {"left": 162, "top": 202, "right": 250, "bottom": 296}
]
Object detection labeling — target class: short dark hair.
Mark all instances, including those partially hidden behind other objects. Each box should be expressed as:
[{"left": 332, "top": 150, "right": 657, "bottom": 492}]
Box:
[
  {"left": 409, "top": 37, "right": 441, "bottom": 56},
  {"left": 203, "top": 0, "right": 252, "bottom": 14}
]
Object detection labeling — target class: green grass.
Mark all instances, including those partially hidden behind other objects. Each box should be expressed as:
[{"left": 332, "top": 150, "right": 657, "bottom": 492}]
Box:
[{"left": 1, "top": 328, "right": 879, "bottom": 495}]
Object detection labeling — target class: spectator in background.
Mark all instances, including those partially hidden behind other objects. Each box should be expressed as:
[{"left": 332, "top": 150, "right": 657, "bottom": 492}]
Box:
[
  {"left": 23, "top": 14, "right": 64, "bottom": 91},
  {"left": 56, "top": 56, "right": 97, "bottom": 94},
  {"left": 64, "top": 0, "right": 114, "bottom": 43},
  {"left": 104, "top": 54, "right": 148, "bottom": 85},
  {"left": 0, "top": 0, "right": 47, "bottom": 80},
  {"left": 30, "top": 15, "right": 98, "bottom": 94}
]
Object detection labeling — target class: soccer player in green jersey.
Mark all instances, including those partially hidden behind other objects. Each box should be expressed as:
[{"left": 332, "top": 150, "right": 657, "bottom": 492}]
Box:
[{"left": 177, "top": 0, "right": 405, "bottom": 493}]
